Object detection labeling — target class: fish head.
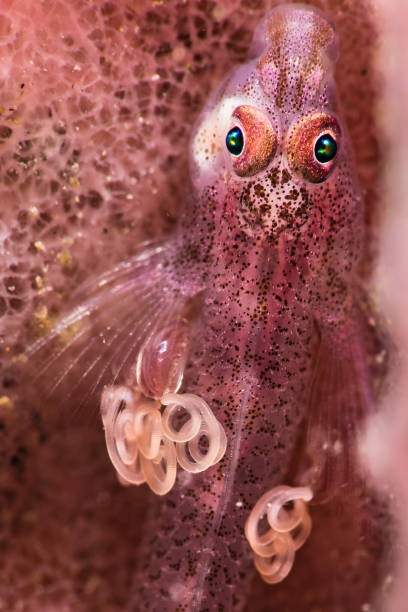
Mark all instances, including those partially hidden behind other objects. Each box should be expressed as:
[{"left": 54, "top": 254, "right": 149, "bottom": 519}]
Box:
[{"left": 189, "top": 5, "right": 362, "bottom": 263}]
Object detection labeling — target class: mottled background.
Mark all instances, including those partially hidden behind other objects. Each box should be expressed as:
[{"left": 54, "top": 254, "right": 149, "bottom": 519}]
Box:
[
  {"left": 363, "top": 2, "right": 408, "bottom": 612},
  {"left": 0, "top": 0, "right": 399, "bottom": 610}
]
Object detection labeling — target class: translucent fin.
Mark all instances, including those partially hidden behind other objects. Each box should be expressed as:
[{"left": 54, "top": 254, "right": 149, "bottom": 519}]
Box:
[
  {"left": 25, "top": 241, "right": 196, "bottom": 419},
  {"left": 303, "top": 315, "right": 374, "bottom": 503}
]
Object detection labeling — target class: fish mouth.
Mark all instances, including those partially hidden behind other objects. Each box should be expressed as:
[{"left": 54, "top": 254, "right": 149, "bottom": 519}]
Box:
[{"left": 232, "top": 165, "right": 312, "bottom": 238}]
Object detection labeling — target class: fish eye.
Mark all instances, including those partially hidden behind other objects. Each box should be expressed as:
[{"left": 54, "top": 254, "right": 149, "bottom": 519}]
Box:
[
  {"left": 287, "top": 113, "right": 341, "bottom": 183},
  {"left": 227, "top": 106, "right": 277, "bottom": 177},
  {"left": 226, "top": 126, "right": 244, "bottom": 156},
  {"left": 314, "top": 133, "right": 337, "bottom": 164}
]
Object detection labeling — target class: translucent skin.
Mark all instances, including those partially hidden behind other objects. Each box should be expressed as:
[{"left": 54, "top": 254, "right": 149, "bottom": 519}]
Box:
[{"left": 132, "top": 5, "right": 371, "bottom": 610}]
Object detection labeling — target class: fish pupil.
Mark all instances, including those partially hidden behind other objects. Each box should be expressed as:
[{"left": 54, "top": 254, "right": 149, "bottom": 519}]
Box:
[
  {"left": 314, "top": 133, "right": 337, "bottom": 163},
  {"left": 226, "top": 126, "right": 244, "bottom": 156}
]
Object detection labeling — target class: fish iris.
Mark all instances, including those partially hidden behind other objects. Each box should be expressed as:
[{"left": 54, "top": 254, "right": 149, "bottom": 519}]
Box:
[
  {"left": 314, "top": 134, "right": 337, "bottom": 163},
  {"left": 226, "top": 126, "right": 244, "bottom": 156}
]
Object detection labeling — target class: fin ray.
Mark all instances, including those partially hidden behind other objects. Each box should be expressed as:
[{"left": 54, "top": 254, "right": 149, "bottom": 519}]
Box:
[
  {"left": 304, "top": 314, "right": 375, "bottom": 503},
  {"left": 25, "top": 241, "right": 196, "bottom": 420}
]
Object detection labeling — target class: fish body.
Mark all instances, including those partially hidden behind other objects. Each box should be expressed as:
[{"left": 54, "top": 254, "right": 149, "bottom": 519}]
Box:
[
  {"left": 30, "top": 5, "right": 375, "bottom": 611},
  {"left": 133, "top": 5, "right": 369, "bottom": 610}
]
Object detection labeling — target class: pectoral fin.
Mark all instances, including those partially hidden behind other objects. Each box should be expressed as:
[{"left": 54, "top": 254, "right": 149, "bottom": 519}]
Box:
[
  {"left": 303, "top": 316, "right": 374, "bottom": 503},
  {"left": 25, "top": 241, "right": 197, "bottom": 416}
]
